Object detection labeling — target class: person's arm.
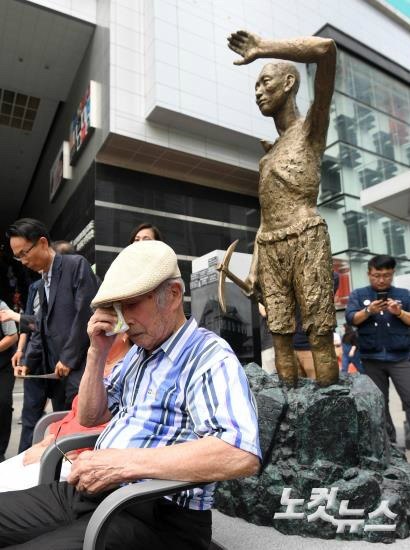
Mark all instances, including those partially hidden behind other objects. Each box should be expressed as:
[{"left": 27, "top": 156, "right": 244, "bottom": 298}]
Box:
[
  {"left": 22, "top": 433, "right": 55, "bottom": 466},
  {"left": 394, "top": 310, "right": 410, "bottom": 326},
  {"left": 227, "top": 31, "right": 336, "bottom": 142},
  {"left": 68, "top": 436, "right": 259, "bottom": 494},
  {"left": 0, "top": 333, "right": 18, "bottom": 352},
  {"left": 345, "top": 290, "right": 386, "bottom": 326},
  {"left": 77, "top": 308, "right": 118, "bottom": 427},
  {"left": 20, "top": 282, "right": 41, "bottom": 334},
  {"left": 11, "top": 333, "right": 27, "bottom": 368},
  {"left": 348, "top": 345, "right": 357, "bottom": 358},
  {"left": 352, "top": 300, "right": 387, "bottom": 326},
  {"left": 0, "top": 309, "right": 20, "bottom": 323},
  {"left": 23, "top": 325, "right": 44, "bottom": 374},
  {"left": 77, "top": 347, "right": 113, "bottom": 426},
  {"left": 387, "top": 298, "right": 410, "bottom": 326},
  {"left": 57, "top": 257, "right": 98, "bottom": 372},
  {"left": 19, "top": 314, "right": 38, "bottom": 334}
]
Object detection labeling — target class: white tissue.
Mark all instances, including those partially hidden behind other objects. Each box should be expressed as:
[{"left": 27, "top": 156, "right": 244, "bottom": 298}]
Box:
[{"left": 105, "top": 303, "right": 129, "bottom": 336}]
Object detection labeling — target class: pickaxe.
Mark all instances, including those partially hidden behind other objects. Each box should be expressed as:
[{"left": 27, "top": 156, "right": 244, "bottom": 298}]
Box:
[{"left": 216, "top": 240, "right": 261, "bottom": 313}]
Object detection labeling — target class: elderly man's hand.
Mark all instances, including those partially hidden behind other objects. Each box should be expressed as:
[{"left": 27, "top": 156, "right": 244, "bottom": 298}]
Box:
[
  {"left": 67, "top": 449, "right": 133, "bottom": 493},
  {"left": 87, "top": 308, "right": 117, "bottom": 356}
]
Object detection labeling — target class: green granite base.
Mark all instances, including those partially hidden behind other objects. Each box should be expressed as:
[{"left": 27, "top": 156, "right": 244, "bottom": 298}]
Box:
[{"left": 215, "top": 364, "right": 410, "bottom": 543}]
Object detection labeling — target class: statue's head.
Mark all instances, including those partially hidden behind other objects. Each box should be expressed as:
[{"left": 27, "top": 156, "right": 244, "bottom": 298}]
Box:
[{"left": 255, "top": 62, "right": 300, "bottom": 116}]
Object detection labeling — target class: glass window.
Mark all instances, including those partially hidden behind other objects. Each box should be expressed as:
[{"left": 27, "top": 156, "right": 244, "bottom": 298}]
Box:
[
  {"left": 338, "top": 143, "right": 362, "bottom": 195},
  {"left": 391, "top": 119, "right": 410, "bottom": 164},
  {"left": 334, "top": 50, "right": 355, "bottom": 97},
  {"left": 320, "top": 144, "right": 342, "bottom": 201},
  {"left": 332, "top": 94, "right": 357, "bottom": 145},
  {"left": 391, "top": 86, "right": 410, "bottom": 124},
  {"left": 312, "top": 48, "right": 410, "bottom": 294},
  {"left": 351, "top": 57, "right": 374, "bottom": 105},
  {"left": 372, "top": 71, "right": 393, "bottom": 115},
  {"left": 319, "top": 195, "right": 348, "bottom": 254}
]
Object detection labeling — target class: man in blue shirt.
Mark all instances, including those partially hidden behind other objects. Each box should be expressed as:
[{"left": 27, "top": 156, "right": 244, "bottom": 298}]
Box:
[
  {"left": 345, "top": 254, "right": 410, "bottom": 442},
  {"left": 0, "top": 241, "right": 260, "bottom": 550}
]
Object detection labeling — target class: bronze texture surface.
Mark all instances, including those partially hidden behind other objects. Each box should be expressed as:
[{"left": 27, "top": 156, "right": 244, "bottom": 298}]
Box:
[{"left": 227, "top": 30, "right": 339, "bottom": 386}]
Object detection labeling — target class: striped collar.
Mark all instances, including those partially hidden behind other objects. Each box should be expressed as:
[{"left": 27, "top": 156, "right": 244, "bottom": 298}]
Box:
[{"left": 160, "top": 316, "right": 198, "bottom": 363}]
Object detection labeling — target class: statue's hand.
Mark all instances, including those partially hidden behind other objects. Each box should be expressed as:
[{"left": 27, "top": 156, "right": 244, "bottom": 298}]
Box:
[
  {"left": 243, "top": 273, "right": 262, "bottom": 302},
  {"left": 227, "top": 30, "right": 263, "bottom": 65}
]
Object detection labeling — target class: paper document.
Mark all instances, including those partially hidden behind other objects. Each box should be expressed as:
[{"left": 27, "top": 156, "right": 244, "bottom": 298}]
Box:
[{"left": 15, "top": 373, "right": 59, "bottom": 379}]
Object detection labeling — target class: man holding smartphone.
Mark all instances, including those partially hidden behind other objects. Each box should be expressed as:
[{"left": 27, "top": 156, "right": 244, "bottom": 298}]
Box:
[{"left": 346, "top": 255, "right": 410, "bottom": 443}]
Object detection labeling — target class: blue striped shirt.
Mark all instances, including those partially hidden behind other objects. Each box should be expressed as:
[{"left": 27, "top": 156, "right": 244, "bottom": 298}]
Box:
[{"left": 95, "top": 317, "right": 261, "bottom": 510}]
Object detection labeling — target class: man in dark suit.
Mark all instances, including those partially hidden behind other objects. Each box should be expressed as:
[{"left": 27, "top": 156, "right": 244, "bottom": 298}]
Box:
[{"left": 7, "top": 218, "right": 98, "bottom": 446}]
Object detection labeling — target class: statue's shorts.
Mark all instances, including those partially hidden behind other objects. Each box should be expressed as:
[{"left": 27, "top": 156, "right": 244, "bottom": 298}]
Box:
[{"left": 257, "top": 217, "right": 336, "bottom": 335}]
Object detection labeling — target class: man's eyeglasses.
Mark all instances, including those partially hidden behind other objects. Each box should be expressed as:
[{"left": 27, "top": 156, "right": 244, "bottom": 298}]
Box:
[
  {"left": 13, "top": 241, "right": 38, "bottom": 261},
  {"left": 54, "top": 424, "right": 72, "bottom": 464}
]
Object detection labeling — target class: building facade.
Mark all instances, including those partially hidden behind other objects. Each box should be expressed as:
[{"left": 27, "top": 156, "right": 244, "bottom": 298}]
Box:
[
  {"left": 2, "top": 0, "right": 410, "bottom": 324},
  {"left": 314, "top": 36, "right": 410, "bottom": 310}
]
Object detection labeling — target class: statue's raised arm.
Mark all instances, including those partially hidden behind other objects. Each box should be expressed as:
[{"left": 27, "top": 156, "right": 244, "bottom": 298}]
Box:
[{"left": 228, "top": 30, "right": 336, "bottom": 144}]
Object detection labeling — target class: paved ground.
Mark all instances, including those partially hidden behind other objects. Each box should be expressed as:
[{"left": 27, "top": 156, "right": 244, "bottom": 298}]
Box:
[
  {"left": 212, "top": 510, "right": 410, "bottom": 550},
  {"left": 6, "top": 378, "right": 52, "bottom": 459}
]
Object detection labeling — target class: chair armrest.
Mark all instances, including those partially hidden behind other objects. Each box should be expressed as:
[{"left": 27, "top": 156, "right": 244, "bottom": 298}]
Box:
[
  {"left": 83, "top": 479, "right": 205, "bottom": 550},
  {"left": 32, "top": 411, "right": 70, "bottom": 444},
  {"left": 39, "top": 432, "right": 101, "bottom": 484}
]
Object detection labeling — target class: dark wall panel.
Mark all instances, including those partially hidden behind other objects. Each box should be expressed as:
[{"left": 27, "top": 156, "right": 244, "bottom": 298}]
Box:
[
  {"left": 51, "top": 163, "right": 96, "bottom": 266},
  {"left": 95, "top": 163, "right": 260, "bottom": 280}
]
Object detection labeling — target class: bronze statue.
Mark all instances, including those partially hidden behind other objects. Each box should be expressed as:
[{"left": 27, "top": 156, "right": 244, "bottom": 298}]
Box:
[{"left": 222, "top": 30, "right": 339, "bottom": 387}]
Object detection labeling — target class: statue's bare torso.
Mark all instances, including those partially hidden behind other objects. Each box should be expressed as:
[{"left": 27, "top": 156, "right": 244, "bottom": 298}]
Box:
[{"left": 259, "top": 119, "right": 323, "bottom": 233}]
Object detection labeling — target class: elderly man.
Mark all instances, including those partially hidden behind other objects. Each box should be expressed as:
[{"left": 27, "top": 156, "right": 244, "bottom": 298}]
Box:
[{"left": 0, "top": 241, "right": 260, "bottom": 550}]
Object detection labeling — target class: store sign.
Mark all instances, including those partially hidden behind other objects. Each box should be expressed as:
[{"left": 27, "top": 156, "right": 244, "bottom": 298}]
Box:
[
  {"left": 72, "top": 220, "right": 95, "bottom": 251},
  {"left": 69, "top": 80, "right": 100, "bottom": 166},
  {"left": 49, "top": 141, "right": 72, "bottom": 203}
]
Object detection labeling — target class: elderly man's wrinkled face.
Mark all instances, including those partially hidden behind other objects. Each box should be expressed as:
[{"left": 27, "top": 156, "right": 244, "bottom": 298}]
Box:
[{"left": 121, "top": 291, "right": 170, "bottom": 352}]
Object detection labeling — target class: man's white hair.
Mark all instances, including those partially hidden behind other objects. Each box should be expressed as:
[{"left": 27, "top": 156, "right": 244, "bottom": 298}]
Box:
[{"left": 155, "top": 277, "right": 185, "bottom": 308}]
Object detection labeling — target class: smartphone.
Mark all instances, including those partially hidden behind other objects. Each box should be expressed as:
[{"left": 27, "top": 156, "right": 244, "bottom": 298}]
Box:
[{"left": 376, "top": 291, "right": 388, "bottom": 302}]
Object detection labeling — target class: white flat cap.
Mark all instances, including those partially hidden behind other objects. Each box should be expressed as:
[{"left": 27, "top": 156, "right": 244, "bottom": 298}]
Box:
[{"left": 91, "top": 240, "right": 181, "bottom": 308}]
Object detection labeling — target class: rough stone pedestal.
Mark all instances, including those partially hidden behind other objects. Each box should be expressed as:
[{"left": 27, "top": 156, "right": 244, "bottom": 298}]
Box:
[{"left": 215, "top": 364, "right": 410, "bottom": 543}]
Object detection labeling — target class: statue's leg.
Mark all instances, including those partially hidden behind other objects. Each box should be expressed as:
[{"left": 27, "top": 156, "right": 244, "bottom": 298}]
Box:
[
  {"left": 308, "top": 330, "right": 339, "bottom": 387},
  {"left": 293, "top": 224, "right": 339, "bottom": 387},
  {"left": 272, "top": 333, "right": 298, "bottom": 387}
]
